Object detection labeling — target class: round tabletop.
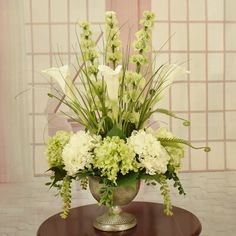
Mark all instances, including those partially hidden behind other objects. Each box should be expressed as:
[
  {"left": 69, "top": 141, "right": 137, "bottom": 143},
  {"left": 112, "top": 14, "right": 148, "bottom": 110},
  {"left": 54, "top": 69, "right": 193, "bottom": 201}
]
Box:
[{"left": 37, "top": 202, "right": 202, "bottom": 236}]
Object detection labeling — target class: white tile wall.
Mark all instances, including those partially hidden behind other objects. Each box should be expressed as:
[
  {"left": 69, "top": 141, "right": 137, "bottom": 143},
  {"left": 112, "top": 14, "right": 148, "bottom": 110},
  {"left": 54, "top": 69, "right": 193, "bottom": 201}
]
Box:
[
  {"left": 208, "top": 83, "right": 223, "bottom": 110},
  {"left": 170, "top": 0, "right": 187, "bottom": 21},
  {"left": 171, "top": 23, "right": 188, "bottom": 50},
  {"left": 189, "top": 0, "right": 205, "bottom": 21},
  {"left": 32, "top": 0, "right": 49, "bottom": 22},
  {"left": 207, "top": 0, "right": 224, "bottom": 21},
  {"left": 189, "top": 23, "right": 206, "bottom": 50},
  {"left": 33, "top": 25, "right": 50, "bottom": 53},
  {"left": 208, "top": 53, "right": 224, "bottom": 81},
  {"left": 190, "top": 83, "right": 206, "bottom": 110},
  {"left": 225, "top": 24, "right": 236, "bottom": 50},
  {"left": 208, "top": 113, "right": 224, "bottom": 140},
  {"left": 191, "top": 143, "right": 207, "bottom": 170},
  {"left": 171, "top": 82, "right": 188, "bottom": 110},
  {"left": 70, "top": 0, "right": 87, "bottom": 22},
  {"left": 226, "top": 142, "right": 236, "bottom": 168},
  {"left": 190, "top": 113, "right": 206, "bottom": 140},
  {"left": 208, "top": 142, "right": 224, "bottom": 169},
  {"left": 51, "top": 25, "right": 69, "bottom": 52},
  {"left": 172, "top": 113, "right": 189, "bottom": 139},
  {"left": 189, "top": 53, "right": 206, "bottom": 81},
  {"left": 151, "top": 0, "right": 168, "bottom": 21},
  {"left": 51, "top": 0, "right": 68, "bottom": 22},
  {"left": 208, "top": 23, "right": 224, "bottom": 51},
  {"left": 226, "top": 112, "right": 236, "bottom": 139},
  {"left": 88, "top": 0, "right": 105, "bottom": 22},
  {"left": 225, "top": 0, "right": 236, "bottom": 21},
  {"left": 225, "top": 83, "right": 236, "bottom": 109},
  {"left": 152, "top": 23, "right": 169, "bottom": 51},
  {"left": 225, "top": 53, "right": 236, "bottom": 80}
]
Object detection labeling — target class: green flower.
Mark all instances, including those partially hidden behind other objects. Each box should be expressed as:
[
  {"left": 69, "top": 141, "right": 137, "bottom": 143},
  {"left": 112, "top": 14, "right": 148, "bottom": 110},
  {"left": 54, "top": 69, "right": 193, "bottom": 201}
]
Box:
[
  {"left": 79, "top": 21, "right": 99, "bottom": 76},
  {"left": 105, "top": 11, "right": 122, "bottom": 66},
  {"left": 93, "top": 136, "right": 139, "bottom": 183},
  {"left": 156, "top": 128, "right": 184, "bottom": 170},
  {"left": 130, "top": 54, "right": 148, "bottom": 65},
  {"left": 143, "top": 11, "right": 155, "bottom": 21},
  {"left": 46, "top": 131, "right": 71, "bottom": 167}
]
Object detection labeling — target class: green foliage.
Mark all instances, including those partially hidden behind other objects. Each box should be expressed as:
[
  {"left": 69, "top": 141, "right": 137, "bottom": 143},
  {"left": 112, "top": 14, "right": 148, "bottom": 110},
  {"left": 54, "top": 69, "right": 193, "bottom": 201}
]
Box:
[
  {"left": 106, "top": 125, "right": 126, "bottom": 139},
  {"left": 99, "top": 179, "right": 114, "bottom": 208},
  {"left": 46, "top": 166, "right": 67, "bottom": 189},
  {"left": 158, "top": 137, "right": 210, "bottom": 152},
  {"left": 116, "top": 172, "right": 139, "bottom": 189}
]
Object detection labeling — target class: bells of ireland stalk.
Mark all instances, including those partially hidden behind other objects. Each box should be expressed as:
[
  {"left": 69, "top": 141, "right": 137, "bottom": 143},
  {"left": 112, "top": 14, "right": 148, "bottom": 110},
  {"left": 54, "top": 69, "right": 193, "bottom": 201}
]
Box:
[
  {"left": 42, "top": 65, "right": 76, "bottom": 102},
  {"left": 98, "top": 65, "right": 122, "bottom": 102}
]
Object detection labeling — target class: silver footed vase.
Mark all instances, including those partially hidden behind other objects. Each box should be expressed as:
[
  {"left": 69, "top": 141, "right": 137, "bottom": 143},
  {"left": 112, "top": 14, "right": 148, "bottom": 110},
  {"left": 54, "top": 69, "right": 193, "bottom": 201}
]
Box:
[{"left": 88, "top": 176, "right": 140, "bottom": 232}]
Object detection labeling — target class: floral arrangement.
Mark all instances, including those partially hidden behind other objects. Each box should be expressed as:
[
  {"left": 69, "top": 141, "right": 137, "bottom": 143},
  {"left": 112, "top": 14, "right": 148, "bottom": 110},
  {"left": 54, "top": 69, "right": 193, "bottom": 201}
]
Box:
[{"left": 42, "top": 11, "right": 210, "bottom": 219}]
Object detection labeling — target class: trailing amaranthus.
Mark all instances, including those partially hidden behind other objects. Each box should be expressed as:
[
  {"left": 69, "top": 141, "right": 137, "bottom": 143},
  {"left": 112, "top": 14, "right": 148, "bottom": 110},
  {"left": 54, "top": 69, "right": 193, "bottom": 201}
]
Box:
[
  {"left": 159, "top": 175, "right": 173, "bottom": 216},
  {"left": 79, "top": 22, "right": 99, "bottom": 77},
  {"left": 105, "top": 11, "right": 122, "bottom": 68},
  {"left": 60, "top": 176, "right": 72, "bottom": 219},
  {"left": 131, "top": 11, "right": 155, "bottom": 73}
]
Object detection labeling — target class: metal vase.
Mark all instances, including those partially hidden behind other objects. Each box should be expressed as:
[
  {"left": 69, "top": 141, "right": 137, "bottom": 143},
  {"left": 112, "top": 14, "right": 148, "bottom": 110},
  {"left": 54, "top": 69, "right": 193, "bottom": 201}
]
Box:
[{"left": 88, "top": 176, "right": 140, "bottom": 232}]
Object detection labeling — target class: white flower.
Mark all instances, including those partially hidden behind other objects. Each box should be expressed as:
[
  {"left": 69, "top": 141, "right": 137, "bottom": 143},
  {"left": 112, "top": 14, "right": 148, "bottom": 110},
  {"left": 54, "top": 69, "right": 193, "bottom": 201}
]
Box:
[
  {"left": 98, "top": 65, "right": 122, "bottom": 101},
  {"left": 41, "top": 65, "right": 75, "bottom": 101},
  {"left": 128, "top": 130, "right": 170, "bottom": 175},
  {"left": 155, "top": 64, "right": 190, "bottom": 102},
  {"left": 62, "top": 131, "right": 97, "bottom": 176}
]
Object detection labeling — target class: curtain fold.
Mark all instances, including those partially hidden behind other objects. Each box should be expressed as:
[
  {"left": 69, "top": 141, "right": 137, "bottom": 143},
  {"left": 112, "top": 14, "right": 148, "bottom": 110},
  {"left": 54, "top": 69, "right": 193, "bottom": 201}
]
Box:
[{"left": 0, "top": 0, "right": 32, "bottom": 182}]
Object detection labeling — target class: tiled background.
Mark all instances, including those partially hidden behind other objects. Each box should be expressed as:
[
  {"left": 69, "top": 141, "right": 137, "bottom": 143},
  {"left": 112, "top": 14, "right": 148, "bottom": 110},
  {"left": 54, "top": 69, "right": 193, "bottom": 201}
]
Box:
[
  {"left": 23, "top": 0, "right": 236, "bottom": 175},
  {"left": 151, "top": 0, "right": 236, "bottom": 172}
]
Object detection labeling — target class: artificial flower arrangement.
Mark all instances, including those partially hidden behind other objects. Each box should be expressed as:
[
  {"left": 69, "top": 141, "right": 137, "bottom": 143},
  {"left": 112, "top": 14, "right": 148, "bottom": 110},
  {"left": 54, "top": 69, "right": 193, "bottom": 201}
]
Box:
[{"left": 42, "top": 11, "right": 210, "bottom": 219}]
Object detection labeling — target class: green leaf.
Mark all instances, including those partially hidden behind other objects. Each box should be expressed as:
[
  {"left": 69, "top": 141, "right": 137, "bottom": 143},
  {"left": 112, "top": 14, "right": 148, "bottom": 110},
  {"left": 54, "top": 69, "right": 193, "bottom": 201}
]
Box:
[
  {"left": 158, "top": 137, "right": 210, "bottom": 152},
  {"left": 152, "top": 108, "right": 190, "bottom": 126},
  {"left": 140, "top": 172, "right": 160, "bottom": 183},
  {"left": 107, "top": 125, "right": 126, "bottom": 139},
  {"left": 47, "top": 166, "right": 67, "bottom": 188},
  {"left": 117, "top": 172, "right": 139, "bottom": 189}
]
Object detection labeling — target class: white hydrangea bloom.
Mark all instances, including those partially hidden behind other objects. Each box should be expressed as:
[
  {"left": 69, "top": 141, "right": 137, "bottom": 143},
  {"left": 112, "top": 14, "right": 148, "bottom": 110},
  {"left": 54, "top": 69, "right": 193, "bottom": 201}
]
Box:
[
  {"left": 62, "top": 131, "right": 97, "bottom": 176},
  {"left": 128, "top": 130, "right": 170, "bottom": 175}
]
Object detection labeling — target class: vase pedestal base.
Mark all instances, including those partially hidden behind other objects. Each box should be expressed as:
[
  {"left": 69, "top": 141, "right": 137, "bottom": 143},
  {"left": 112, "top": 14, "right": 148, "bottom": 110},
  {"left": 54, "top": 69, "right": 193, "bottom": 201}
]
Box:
[{"left": 93, "top": 206, "right": 137, "bottom": 232}]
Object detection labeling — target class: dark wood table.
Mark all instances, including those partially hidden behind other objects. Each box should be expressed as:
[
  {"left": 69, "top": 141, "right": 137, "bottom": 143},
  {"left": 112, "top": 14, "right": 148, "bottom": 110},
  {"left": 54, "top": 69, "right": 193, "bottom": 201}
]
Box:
[{"left": 37, "top": 202, "right": 202, "bottom": 236}]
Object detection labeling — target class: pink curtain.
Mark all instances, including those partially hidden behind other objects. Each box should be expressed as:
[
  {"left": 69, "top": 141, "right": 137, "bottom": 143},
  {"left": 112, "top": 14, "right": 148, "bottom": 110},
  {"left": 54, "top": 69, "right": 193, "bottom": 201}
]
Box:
[{"left": 0, "top": 1, "right": 32, "bottom": 182}]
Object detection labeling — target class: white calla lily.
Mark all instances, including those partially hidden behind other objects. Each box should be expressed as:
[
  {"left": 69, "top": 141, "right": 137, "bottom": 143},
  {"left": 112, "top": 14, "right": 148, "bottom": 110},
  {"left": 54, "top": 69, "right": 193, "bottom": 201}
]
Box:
[
  {"left": 41, "top": 65, "right": 75, "bottom": 101},
  {"left": 98, "top": 65, "right": 122, "bottom": 102},
  {"left": 155, "top": 64, "right": 190, "bottom": 102}
]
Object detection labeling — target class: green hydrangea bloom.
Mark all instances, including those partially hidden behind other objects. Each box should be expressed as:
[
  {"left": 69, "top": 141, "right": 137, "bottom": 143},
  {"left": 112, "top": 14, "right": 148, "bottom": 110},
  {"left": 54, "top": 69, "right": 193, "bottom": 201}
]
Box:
[
  {"left": 93, "top": 136, "right": 139, "bottom": 183},
  {"left": 46, "top": 131, "right": 71, "bottom": 167},
  {"left": 156, "top": 128, "right": 184, "bottom": 170},
  {"left": 166, "top": 146, "right": 184, "bottom": 170}
]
